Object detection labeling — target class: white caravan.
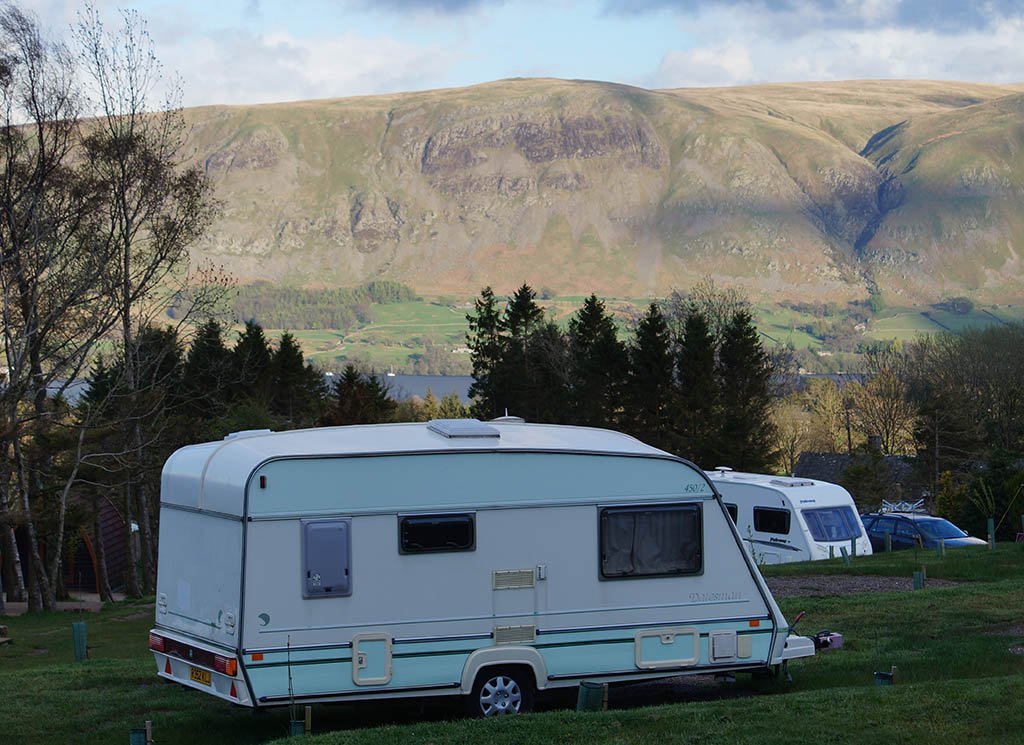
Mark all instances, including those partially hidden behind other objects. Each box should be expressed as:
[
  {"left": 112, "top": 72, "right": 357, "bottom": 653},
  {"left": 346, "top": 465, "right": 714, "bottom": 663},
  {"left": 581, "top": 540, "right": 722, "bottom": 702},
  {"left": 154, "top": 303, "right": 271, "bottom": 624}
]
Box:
[
  {"left": 149, "top": 420, "right": 814, "bottom": 714},
  {"left": 706, "top": 469, "right": 872, "bottom": 564}
]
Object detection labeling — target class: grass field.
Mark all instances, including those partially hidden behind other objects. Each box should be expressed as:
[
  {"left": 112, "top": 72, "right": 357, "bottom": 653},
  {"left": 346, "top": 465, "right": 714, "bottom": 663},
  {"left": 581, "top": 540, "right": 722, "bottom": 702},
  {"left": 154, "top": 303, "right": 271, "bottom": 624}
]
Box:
[
  {"left": 4, "top": 544, "right": 1024, "bottom": 745},
  {"left": 864, "top": 306, "right": 1024, "bottom": 343},
  {"left": 265, "top": 296, "right": 1022, "bottom": 374}
]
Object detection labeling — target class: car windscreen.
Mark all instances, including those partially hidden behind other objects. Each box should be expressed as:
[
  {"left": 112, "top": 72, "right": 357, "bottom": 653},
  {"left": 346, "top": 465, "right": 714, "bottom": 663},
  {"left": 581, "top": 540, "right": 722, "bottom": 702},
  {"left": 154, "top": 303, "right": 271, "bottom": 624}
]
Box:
[
  {"left": 801, "top": 506, "right": 862, "bottom": 542},
  {"left": 915, "top": 518, "right": 969, "bottom": 540}
]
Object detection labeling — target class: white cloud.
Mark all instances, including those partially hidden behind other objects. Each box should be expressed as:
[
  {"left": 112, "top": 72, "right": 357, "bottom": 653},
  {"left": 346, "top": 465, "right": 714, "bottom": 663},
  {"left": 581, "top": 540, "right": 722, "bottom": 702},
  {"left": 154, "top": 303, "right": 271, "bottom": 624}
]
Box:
[
  {"left": 160, "top": 28, "right": 460, "bottom": 107},
  {"left": 652, "top": 8, "right": 1024, "bottom": 87},
  {"left": 659, "top": 42, "right": 754, "bottom": 87}
]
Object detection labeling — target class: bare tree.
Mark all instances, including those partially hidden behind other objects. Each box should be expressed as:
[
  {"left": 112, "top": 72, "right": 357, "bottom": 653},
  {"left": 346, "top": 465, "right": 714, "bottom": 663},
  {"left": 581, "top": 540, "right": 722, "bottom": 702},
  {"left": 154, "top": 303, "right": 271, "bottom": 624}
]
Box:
[
  {"left": 664, "top": 277, "right": 750, "bottom": 341},
  {"left": 805, "top": 377, "right": 853, "bottom": 454},
  {"left": 0, "top": 2, "right": 220, "bottom": 610},
  {"left": 849, "top": 348, "right": 918, "bottom": 455},
  {"left": 0, "top": 1, "right": 121, "bottom": 610},
  {"left": 74, "top": 4, "right": 217, "bottom": 595},
  {"left": 773, "top": 394, "right": 810, "bottom": 475}
]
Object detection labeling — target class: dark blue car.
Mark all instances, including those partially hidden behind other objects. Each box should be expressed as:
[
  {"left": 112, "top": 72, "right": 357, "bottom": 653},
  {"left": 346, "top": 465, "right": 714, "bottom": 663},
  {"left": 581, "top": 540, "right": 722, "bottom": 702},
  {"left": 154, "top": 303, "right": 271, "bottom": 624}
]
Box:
[{"left": 860, "top": 512, "right": 986, "bottom": 552}]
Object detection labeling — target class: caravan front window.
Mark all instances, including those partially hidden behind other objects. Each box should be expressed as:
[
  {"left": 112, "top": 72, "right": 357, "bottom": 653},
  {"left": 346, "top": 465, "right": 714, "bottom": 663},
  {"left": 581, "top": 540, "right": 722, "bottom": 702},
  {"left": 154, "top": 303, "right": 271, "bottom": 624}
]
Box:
[
  {"left": 600, "top": 504, "right": 702, "bottom": 579},
  {"left": 802, "top": 506, "right": 861, "bottom": 542}
]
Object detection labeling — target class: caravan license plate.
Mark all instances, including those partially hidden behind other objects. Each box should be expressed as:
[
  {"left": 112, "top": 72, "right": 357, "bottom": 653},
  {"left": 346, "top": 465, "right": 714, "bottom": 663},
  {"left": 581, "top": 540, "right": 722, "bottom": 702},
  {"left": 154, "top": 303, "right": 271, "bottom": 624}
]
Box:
[{"left": 189, "top": 666, "right": 211, "bottom": 686}]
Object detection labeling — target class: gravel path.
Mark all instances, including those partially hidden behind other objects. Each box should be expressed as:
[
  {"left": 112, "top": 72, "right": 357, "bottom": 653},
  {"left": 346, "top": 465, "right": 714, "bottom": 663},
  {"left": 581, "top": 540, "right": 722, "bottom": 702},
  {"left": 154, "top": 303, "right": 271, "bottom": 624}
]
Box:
[{"left": 766, "top": 574, "right": 961, "bottom": 597}]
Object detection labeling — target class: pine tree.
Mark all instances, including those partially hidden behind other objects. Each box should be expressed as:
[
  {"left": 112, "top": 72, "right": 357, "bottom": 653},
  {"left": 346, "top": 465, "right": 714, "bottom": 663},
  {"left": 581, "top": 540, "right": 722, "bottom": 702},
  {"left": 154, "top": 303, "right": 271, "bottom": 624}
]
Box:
[
  {"left": 624, "top": 303, "right": 674, "bottom": 449},
  {"left": 496, "top": 284, "right": 550, "bottom": 420},
  {"left": 231, "top": 320, "right": 274, "bottom": 404},
  {"left": 324, "top": 365, "right": 396, "bottom": 425},
  {"left": 421, "top": 388, "right": 441, "bottom": 420},
  {"left": 270, "top": 332, "right": 325, "bottom": 426},
  {"left": 181, "top": 319, "right": 233, "bottom": 420},
  {"left": 502, "top": 284, "right": 546, "bottom": 341},
  {"left": 567, "top": 294, "right": 626, "bottom": 428},
  {"left": 523, "top": 320, "right": 571, "bottom": 423},
  {"left": 466, "top": 287, "right": 504, "bottom": 419},
  {"left": 438, "top": 392, "right": 468, "bottom": 419},
  {"left": 676, "top": 309, "right": 718, "bottom": 466},
  {"left": 714, "top": 309, "right": 777, "bottom": 471}
]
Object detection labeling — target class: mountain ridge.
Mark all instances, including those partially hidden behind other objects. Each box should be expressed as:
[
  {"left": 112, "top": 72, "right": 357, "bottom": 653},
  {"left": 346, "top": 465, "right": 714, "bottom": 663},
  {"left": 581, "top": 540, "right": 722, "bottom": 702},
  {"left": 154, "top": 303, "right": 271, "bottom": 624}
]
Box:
[{"left": 181, "top": 78, "right": 1024, "bottom": 303}]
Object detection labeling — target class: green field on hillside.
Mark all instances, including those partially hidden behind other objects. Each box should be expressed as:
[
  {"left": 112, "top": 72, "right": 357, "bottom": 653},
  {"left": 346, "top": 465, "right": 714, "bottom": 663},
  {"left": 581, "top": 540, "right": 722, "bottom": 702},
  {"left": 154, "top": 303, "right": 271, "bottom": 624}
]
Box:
[
  {"left": 265, "top": 297, "right": 1022, "bottom": 375},
  {"left": 4, "top": 544, "right": 1024, "bottom": 745},
  {"left": 865, "top": 306, "right": 1024, "bottom": 343}
]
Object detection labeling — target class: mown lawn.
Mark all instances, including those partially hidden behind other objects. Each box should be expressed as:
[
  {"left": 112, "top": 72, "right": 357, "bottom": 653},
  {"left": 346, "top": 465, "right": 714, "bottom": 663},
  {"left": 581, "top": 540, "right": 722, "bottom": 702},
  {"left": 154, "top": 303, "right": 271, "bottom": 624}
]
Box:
[{"left": 4, "top": 544, "right": 1024, "bottom": 745}]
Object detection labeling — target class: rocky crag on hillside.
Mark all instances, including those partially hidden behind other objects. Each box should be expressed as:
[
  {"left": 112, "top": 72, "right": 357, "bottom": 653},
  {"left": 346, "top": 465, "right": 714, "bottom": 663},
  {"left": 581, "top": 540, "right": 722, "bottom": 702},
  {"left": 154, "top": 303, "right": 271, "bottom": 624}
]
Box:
[{"left": 184, "top": 78, "right": 1024, "bottom": 303}]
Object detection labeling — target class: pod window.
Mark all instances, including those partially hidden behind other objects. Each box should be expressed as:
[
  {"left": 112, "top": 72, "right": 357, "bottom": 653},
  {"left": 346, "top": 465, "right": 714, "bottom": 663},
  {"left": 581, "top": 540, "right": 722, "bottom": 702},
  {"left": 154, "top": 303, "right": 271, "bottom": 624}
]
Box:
[
  {"left": 600, "top": 504, "right": 702, "bottom": 579},
  {"left": 301, "top": 518, "right": 351, "bottom": 598},
  {"left": 400, "top": 513, "right": 475, "bottom": 554},
  {"left": 754, "top": 507, "right": 791, "bottom": 535}
]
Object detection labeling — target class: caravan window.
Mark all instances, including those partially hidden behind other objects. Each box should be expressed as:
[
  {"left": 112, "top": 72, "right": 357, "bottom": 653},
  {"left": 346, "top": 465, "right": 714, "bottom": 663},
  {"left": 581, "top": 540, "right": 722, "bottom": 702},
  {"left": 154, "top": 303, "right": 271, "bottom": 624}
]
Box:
[
  {"left": 754, "top": 507, "right": 790, "bottom": 535},
  {"left": 802, "top": 506, "right": 861, "bottom": 542},
  {"left": 725, "top": 503, "right": 738, "bottom": 523},
  {"left": 302, "top": 518, "right": 352, "bottom": 598},
  {"left": 600, "top": 504, "right": 702, "bottom": 579},
  {"left": 400, "top": 513, "right": 475, "bottom": 554}
]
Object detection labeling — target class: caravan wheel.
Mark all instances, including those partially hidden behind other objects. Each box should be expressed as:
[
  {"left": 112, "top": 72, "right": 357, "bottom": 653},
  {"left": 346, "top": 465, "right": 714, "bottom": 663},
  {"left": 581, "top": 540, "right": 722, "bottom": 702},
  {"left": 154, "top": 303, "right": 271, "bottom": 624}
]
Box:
[{"left": 467, "top": 667, "right": 535, "bottom": 717}]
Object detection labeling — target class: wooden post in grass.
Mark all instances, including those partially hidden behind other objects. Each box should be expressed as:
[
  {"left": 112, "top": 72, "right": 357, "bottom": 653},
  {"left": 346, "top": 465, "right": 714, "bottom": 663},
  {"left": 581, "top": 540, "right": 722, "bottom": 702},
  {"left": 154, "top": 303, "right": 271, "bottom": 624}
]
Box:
[
  {"left": 988, "top": 517, "right": 996, "bottom": 549},
  {"left": 829, "top": 545, "right": 834, "bottom": 559},
  {"left": 850, "top": 537, "right": 857, "bottom": 557},
  {"left": 840, "top": 546, "right": 851, "bottom": 566},
  {"left": 304, "top": 706, "right": 312, "bottom": 735},
  {"left": 913, "top": 571, "right": 925, "bottom": 590},
  {"left": 937, "top": 539, "right": 945, "bottom": 557},
  {"left": 885, "top": 533, "right": 892, "bottom": 553}
]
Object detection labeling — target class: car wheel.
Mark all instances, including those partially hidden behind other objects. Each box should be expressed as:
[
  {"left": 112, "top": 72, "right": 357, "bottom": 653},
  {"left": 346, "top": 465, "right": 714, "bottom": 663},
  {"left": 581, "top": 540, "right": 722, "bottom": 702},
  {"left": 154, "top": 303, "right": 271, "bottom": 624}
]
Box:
[{"left": 467, "top": 667, "right": 535, "bottom": 717}]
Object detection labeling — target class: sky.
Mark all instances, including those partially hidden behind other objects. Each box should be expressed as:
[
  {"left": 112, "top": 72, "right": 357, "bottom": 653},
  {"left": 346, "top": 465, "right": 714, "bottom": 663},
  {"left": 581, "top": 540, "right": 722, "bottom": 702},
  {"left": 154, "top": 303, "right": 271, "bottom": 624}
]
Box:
[{"left": 27, "top": 0, "right": 1024, "bottom": 108}]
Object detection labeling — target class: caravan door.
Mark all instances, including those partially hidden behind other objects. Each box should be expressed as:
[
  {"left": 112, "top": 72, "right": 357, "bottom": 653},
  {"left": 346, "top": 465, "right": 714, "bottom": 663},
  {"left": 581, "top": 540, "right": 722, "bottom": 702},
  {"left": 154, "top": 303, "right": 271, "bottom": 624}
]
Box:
[{"left": 352, "top": 633, "right": 393, "bottom": 686}]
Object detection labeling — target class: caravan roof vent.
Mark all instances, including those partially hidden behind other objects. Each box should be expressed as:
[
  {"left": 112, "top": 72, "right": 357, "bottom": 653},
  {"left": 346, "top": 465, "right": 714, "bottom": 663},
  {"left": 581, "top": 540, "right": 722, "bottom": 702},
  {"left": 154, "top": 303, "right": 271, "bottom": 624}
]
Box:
[
  {"left": 427, "top": 419, "right": 500, "bottom": 439},
  {"left": 224, "top": 429, "right": 273, "bottom": 441},
  {"left": 770, "top": 478, "right": 815, "bottom": 487}
]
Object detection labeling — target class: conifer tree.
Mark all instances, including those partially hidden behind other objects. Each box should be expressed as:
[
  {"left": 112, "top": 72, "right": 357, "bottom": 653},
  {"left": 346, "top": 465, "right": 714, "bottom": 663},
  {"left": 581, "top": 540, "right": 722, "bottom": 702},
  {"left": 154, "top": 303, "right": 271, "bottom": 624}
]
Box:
[
  {"left": 231, "top": 320, "right": 274, "bottom": 404},
  {"left": 624, "top": 303, "right": 674, "bottom": 449},
  {"left": 676, "top": 309, "right": 719, "bottom": 466},
  {"left": 714, "top": 309, "right": 777, "bottom": 471},
  {"left": 466, "top": 287, "right": 504, "bottom": 419},
  {"left": 500, "top": 286, "right": 563, "bottom": 421},
  {"left": 270, "top": 332, "right": 325, "bottom": 426},
  {"left": 181, "top": 319, "right": 233, "bottom": 420},
  {"left": 523, "top": 320, "right": 572, "bottom": 423},
  {"left": 421, "top": 388, "right": 441, "bottom": 420},
  {"left": 567, "top": 295, "right": 626, "bottom": 428},
  {"left": 324, "top": 365, "right": 396, "bottom": 425},
  {"left": 438, "top": 392, "right": 468, "bottom": 419}
]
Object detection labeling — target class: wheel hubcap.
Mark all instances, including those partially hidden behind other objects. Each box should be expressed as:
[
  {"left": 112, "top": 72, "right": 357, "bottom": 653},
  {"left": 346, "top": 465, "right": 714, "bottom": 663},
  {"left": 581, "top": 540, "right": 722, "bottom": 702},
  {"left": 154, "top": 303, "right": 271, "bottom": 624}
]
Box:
[{"left": 479, "top": 675, "right": 523, "bottom": 716}]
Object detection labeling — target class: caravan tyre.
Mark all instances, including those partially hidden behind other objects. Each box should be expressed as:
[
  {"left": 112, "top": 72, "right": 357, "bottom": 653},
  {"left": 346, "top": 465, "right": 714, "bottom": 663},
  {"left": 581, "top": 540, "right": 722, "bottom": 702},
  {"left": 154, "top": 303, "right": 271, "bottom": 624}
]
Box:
[{"left": 467, "top": 667, "right": 535, "bottom": 717}]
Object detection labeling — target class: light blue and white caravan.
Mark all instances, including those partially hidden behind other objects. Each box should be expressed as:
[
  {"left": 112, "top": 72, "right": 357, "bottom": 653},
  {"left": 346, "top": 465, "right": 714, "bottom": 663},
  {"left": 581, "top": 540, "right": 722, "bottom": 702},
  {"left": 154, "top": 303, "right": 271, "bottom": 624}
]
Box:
[{"left": 149, "top": 420, "right": 814, "bottom": 714}]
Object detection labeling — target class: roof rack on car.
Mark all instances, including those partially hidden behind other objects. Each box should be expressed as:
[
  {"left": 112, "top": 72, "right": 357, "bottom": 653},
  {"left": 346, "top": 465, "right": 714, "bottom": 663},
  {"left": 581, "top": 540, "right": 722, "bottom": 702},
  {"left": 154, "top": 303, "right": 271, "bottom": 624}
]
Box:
[{"left": 880, "top": 499, "right": 927, "bottom": 514}]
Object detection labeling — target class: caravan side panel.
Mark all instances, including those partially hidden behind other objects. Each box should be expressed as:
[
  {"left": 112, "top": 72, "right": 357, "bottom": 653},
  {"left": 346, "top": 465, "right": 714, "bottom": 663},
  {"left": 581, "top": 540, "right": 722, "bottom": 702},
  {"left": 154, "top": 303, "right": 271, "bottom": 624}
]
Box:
[{"left": 238, "top": 452, "right": 781, "bottom": 705}]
